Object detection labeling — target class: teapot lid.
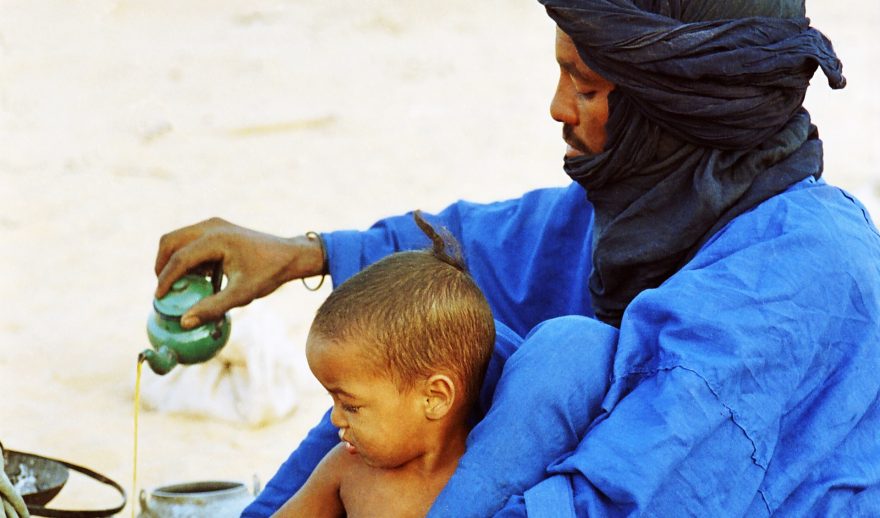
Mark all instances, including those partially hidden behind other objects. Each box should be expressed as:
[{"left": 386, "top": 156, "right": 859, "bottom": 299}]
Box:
[{"left": 153, "top": 275, "right": 213, "bottom": 318}]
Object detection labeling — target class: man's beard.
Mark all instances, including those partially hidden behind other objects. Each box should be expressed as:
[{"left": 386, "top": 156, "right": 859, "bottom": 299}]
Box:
[{"left": 563, "top": 124, "right": 591, "bottom": 155}]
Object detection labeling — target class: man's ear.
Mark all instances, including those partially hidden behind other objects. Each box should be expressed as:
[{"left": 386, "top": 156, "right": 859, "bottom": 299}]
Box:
[{"left": 422, "top": 374, "right": 456, "bottom": 420}]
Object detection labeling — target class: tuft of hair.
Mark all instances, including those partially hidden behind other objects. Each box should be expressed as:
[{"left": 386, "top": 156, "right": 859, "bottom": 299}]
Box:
[
  {"left": 310, "top": 211, "right": 495, "bottom": 410},
  {"left": 413, "top": 210, "right": 465, "bottom": 272}
]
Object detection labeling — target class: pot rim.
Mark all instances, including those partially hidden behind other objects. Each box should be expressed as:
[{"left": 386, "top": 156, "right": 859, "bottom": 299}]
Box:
[{"left": 148, "top": 479, "right": 248, "bottom": 498}]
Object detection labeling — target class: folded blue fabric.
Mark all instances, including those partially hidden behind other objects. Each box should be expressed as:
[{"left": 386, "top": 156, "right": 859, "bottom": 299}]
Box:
[{"left": 244, "top": 178, "right": 880, "bottom": 517}]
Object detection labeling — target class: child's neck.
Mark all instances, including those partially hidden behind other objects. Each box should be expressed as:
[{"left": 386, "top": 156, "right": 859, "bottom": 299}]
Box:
[
  {"left": 420, "top": 426, "right": 469, "bottom": 473},
  {"left": 399, "top": 417, "right": 470, "bottom": 480}
]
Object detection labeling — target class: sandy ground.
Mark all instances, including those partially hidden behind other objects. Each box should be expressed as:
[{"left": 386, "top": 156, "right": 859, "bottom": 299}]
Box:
[{"left": 1, "top": 0, "right": 877, "bottom": 514}]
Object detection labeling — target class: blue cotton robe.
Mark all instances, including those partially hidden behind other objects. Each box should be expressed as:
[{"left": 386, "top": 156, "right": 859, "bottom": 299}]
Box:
[{"left": 242, "top": 177, "right": 880, "bottom": 517}]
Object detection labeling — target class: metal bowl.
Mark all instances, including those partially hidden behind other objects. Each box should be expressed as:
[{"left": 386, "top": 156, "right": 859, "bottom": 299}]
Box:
[{"left": 3, "top": 449, "right": 69, "bottom": 506}]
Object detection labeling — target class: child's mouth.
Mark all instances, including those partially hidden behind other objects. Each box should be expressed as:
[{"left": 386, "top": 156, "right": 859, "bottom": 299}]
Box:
[{"left": 339, "top": 428, "right": 358, "bottom": 455}]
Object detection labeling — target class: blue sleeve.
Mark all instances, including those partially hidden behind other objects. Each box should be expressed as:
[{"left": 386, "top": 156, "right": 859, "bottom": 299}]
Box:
[{"left": 323, "top": 182, "right": 595, "bottom": 337}]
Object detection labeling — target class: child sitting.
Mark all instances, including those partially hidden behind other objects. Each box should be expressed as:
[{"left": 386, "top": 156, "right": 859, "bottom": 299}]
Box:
[{"left": 273, "top": 211, "right": 496, "bottom": 517}]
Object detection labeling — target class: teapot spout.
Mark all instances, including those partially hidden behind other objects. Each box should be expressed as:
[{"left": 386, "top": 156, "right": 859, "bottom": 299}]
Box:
[{"left": 140, "top": 346, "right": 178, "bottom": 375}]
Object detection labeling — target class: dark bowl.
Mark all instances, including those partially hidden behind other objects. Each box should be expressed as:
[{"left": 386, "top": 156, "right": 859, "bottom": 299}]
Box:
[{"left": 3, "top": 450, "right": 69, "bottom": 506}]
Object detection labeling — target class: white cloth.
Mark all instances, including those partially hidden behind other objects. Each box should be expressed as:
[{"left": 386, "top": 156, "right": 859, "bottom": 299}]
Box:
[{"left": 140, "top": 304, "right": 307, "bottom": 427}]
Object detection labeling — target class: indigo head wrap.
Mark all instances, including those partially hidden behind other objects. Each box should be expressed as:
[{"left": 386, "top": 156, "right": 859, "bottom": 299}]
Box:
[{"left": 539, "top": 0, "right": 845, "bottom": 326}]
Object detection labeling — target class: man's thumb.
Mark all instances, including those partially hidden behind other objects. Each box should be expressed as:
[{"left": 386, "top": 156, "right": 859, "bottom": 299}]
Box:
[
  {"left": 180, "top": 286, "right": 250, "bottom": 329},
  {"left": 180, "top": 297, "right": 223, "bottom": 329}
]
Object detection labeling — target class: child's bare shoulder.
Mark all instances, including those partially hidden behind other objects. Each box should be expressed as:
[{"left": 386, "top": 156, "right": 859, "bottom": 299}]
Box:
[
  {"left": 272, "top": 444, "right": 353, "bottom": 518},
  {"left": 326, "top": 442, "right": 367, "bottom": 478},
  {"left": 330, "top": 443, "right": 375, "bottom": 489}
]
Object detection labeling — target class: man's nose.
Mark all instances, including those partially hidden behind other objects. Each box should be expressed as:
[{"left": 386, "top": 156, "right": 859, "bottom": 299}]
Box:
[{"left": 550, "top": 74, "right": 578, "bottom": 125}]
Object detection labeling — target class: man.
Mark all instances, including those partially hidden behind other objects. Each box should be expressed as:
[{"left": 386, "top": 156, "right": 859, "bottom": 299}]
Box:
[{"left": 156, "top": 0, "right": 880, "bottom": 515}]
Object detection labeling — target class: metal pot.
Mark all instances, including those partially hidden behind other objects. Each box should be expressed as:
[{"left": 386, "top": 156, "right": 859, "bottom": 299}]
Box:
[
  {"left": 2, "top": 449, "right": 68, "bottom": 506},
  {"left": 2, "top": 447, "right": 126, "bottom": 517},
  {"left": 137, "top": 480, "right": 255, "bottom": 518}
]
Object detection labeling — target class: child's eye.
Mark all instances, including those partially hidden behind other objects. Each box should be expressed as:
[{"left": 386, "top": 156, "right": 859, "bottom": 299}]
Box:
[{"left": 342, "top": 404, "right": 361, "bottom": 413}]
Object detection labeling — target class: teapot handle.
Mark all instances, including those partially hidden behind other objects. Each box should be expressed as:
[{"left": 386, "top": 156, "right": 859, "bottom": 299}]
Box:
[{"left": 211, "top": 263, "right": 223, "bottom": 295}]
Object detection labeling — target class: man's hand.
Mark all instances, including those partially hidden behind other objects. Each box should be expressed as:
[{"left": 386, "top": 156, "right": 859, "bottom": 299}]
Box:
[{"left": 155, "top": 217, "right": 325, "bottom": 328}]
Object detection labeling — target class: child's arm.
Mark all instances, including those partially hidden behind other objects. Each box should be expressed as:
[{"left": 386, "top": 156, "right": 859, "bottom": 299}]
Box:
[{"left": 271, "top": 444, "right": 348, "bottom": 518}]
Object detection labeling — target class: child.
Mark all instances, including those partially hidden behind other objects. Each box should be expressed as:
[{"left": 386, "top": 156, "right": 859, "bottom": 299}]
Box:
[{"left": 273, "top": 211, "right": 496, "bottom": 517}]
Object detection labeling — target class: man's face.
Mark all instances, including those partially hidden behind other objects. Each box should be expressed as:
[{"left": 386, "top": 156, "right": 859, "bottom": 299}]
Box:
[
  {"left": 306, "top": 333, "right": 429, "bottom": 469},
  {"left": 551, "top": 28, "right": 615, "bottom": 158}
]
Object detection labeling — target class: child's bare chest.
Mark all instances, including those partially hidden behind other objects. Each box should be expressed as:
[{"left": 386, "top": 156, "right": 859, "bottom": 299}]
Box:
[{"left": 340, "top": 463, "right": 447, "bottom": 518}]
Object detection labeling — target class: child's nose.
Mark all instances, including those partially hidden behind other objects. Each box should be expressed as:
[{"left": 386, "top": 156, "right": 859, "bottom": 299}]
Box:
[{"left": 329, "top": 404, "right": 347, "bottom": 429}]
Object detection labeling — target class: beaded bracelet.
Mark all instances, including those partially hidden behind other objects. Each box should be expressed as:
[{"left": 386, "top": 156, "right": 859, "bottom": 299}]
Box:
[{"left": 301, "top": 231, "right": 327, "bottom": 291}]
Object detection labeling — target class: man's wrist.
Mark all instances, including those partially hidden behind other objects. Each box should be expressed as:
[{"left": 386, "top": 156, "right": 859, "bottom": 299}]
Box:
[
  {"left": 283, "top": 233, "right": 327, "bottom": 286},
  {"left": 300, "top": 232, "right": 327, "bottom": 291}
]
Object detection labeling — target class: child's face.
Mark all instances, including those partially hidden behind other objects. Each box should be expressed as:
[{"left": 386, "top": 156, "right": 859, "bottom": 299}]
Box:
[{"left": 306, "top": 333, "right": 431, "bottom": 469}]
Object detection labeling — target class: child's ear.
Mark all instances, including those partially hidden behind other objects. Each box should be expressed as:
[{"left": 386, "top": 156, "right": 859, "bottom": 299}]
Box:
[{"left": 422, "top": 374, "right": 456, "bottom": 420}]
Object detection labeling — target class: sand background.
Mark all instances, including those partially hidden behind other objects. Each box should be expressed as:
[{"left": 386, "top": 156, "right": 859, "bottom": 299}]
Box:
[{"left": 1, "top": 0, "right": 877, "bottom": 513}]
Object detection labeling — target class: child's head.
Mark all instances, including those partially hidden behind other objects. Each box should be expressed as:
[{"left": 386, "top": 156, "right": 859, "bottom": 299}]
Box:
[{"left": 305, "top": 211, "right": 495, "bottom": 467}]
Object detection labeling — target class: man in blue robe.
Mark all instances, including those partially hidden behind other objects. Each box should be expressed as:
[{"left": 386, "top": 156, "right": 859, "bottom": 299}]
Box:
[{"left": 155, "top": 0, "right": 880, "bottom": 515}]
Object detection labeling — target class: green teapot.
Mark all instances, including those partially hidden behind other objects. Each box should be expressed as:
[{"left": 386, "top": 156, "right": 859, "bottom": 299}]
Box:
[{"left": 141, "top": 268, "right": 231, "bottom": 375}]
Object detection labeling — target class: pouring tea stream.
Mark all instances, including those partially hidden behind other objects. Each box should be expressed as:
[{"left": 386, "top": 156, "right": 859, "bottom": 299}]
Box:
[{"left": 133, "top": 266, "right": 234, "bottom": 516}]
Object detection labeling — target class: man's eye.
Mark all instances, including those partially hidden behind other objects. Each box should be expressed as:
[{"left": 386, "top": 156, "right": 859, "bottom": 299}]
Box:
[
  {"left": 578, "top": 90, "right": 598, "bottom": 101},
  {"left": 342, "top": 404, "right": 361, "bottom": 413}
]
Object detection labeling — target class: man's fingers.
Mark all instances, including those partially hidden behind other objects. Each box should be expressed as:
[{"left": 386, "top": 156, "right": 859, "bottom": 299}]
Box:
[
  {"left": 154, "top": 218, "right": 228, "bottom": 275},
  {"left": 155, "top": 235, "right": 176, "bottom": 276},
  {"left": 155, "top": 228, "right": 197, "bottom": 276},
  {"left": 155, "top": 241, "right": 223, "bottom": 298}
]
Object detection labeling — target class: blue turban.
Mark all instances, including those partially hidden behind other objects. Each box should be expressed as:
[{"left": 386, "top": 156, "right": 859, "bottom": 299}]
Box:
[{"left": 538, "top": 0, "right": 845, "bottom": 326}]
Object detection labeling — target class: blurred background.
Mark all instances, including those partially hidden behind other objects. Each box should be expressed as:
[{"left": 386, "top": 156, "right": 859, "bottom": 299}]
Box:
[{"left": 1, "top": 0, "right": 877, "bottom": 513}]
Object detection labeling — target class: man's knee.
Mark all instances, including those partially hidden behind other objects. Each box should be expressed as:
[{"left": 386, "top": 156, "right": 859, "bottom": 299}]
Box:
[
  {"left": 485, "top": 315, "right": 619, "bottom": 447},
  {"left": 489, "top": 315, "right": 619, "bottom": 423},
  {"left": 507, "top": 315, "right": 618, "bottom": 379}
]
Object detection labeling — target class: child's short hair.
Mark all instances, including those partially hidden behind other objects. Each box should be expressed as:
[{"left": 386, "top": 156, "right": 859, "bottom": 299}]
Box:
[{"left": 310, "top": 211, "right": 495, "bottom": 408}]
